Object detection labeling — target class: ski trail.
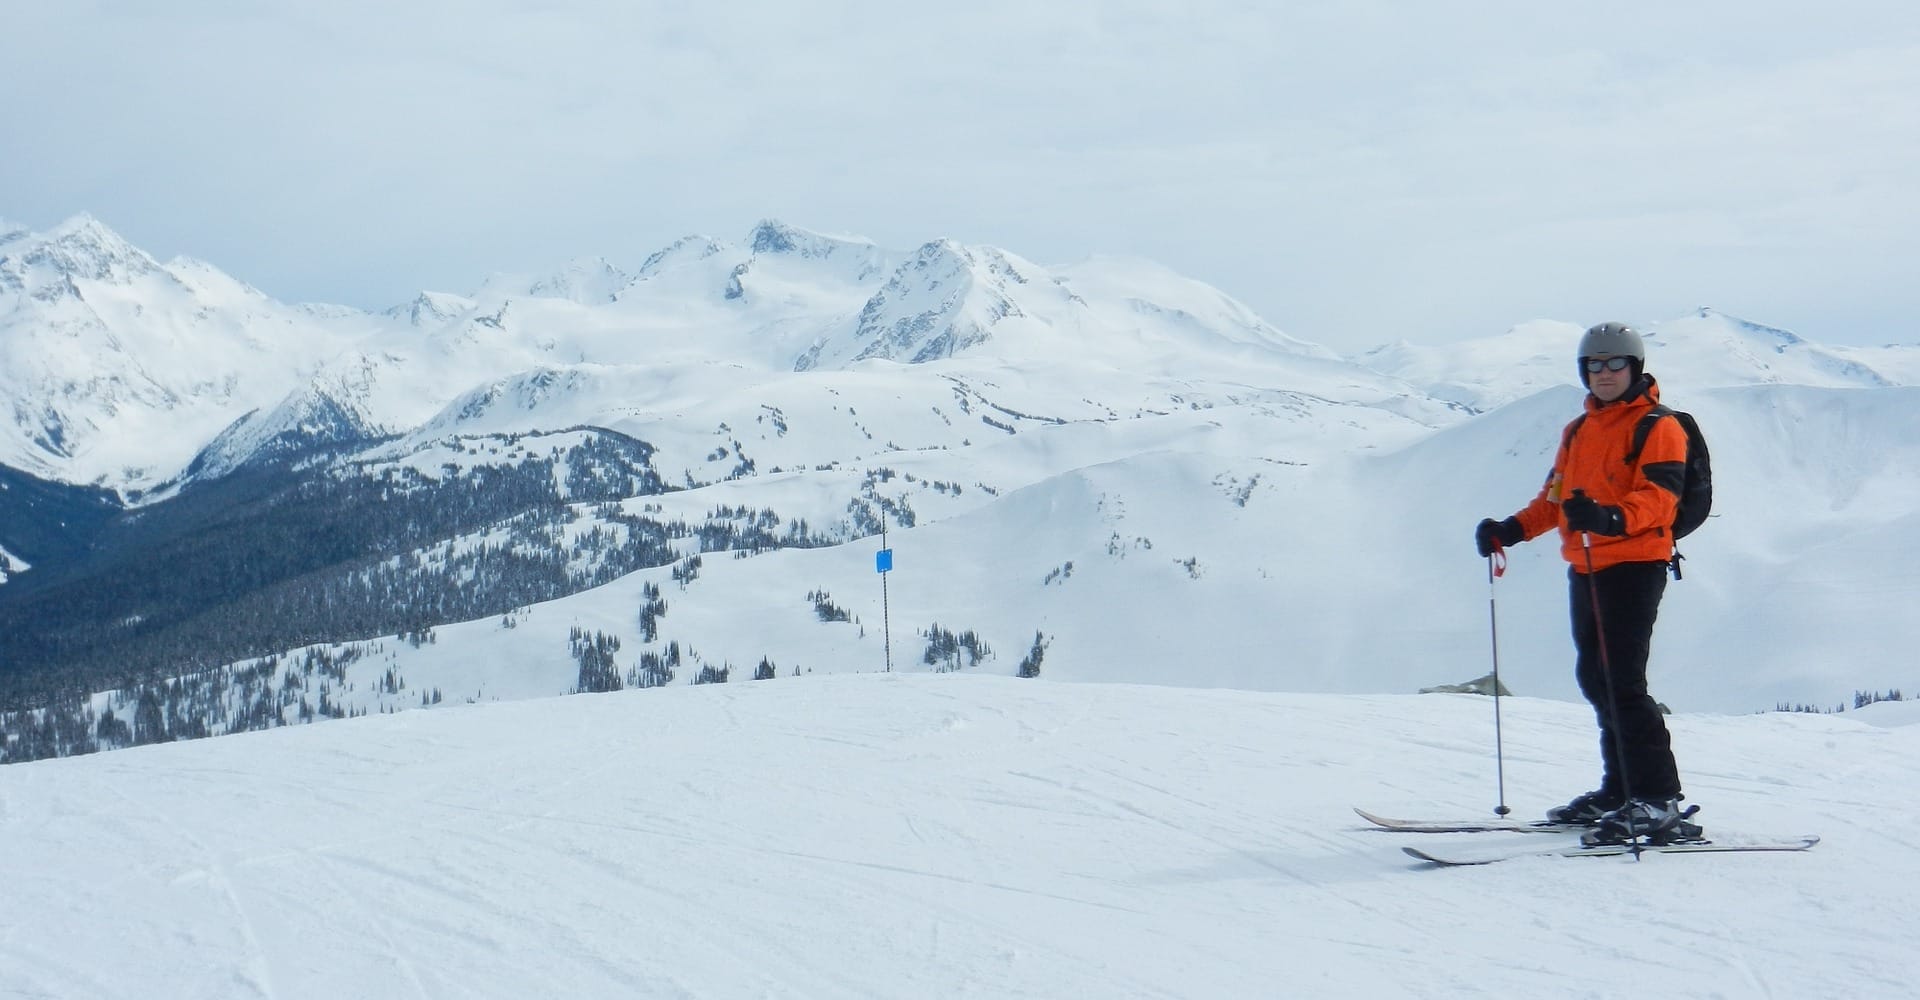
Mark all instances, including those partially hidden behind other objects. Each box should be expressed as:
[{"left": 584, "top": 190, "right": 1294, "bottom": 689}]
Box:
[
  {"left": 8, "top": 676, "right": 1919, "bottom": 998},
  {"left": 1013, "top": 759, "right": 1455, "bottom": 959},
  {"left": 305, "top": 853, "right": 435, "bottom": 1000},
  {"left": 0, "top": 939, "right": 121, "bottom": 998},
  {"left": 98, "top": 777, "right": 279, "bottom": 999}
]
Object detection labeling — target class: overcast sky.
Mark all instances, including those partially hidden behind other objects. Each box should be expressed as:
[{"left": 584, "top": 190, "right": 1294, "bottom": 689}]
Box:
[{"left": 4, "top": 2, "right": 1916, "bottom": 353}]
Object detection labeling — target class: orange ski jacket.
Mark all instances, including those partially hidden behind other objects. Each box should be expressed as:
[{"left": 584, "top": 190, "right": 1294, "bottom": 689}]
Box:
[{"left": 1512, "top": 376, "right": 1689, "bottom": 573}]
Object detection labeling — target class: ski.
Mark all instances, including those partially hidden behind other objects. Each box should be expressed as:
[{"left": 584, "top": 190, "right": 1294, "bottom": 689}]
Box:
[
  {"left": 1354, "top": 807, "right": 1585, "bottom": 834},
  {"left": 1403, "top": 835, "right": 1820, "bottom": 867}
]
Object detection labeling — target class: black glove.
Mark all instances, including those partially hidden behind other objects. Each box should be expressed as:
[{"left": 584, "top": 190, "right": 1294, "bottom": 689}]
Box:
[
  {"left": 1475, "top": 517, "right": 1524, "bottom": 557},
  {"left": 1562, "top": 492, "right": 1626, "bottom": 536}
]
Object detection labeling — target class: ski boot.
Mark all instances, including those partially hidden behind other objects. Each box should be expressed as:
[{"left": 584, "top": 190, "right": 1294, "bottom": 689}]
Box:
[
  {"left": 1581, "top": 797, "right": 1705, "bottom": 846},
  {"left": 1545, "top": 788, "right": 1623, "bottom": 826}
]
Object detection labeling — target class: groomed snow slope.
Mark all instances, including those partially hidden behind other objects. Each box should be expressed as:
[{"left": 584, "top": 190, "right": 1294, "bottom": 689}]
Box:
[{"left": 4, "top": 674, "right": 1915, "bottom": 999}]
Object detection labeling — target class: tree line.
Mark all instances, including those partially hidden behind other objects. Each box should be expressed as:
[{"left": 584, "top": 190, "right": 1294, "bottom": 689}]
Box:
[{"left": 0, "top": 428, "right": 866, "bottom": 713}]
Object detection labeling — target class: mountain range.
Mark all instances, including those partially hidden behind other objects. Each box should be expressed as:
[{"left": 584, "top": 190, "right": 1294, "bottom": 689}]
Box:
[
  {"left": 2, "top": 213, "right": 1916, "bottom": 761},
  {"left": 0, "top": 215, "right": 1345, "bottom": 497}
]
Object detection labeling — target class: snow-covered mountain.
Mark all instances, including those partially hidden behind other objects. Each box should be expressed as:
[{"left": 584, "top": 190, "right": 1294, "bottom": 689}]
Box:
[
  {"left": 6, "top": 214, "right": 1380, "bottom": 494},
  {"left": 0, "top": 215, "right": 379, "bottom": 494},
  {"left": 384, "top": 289, "right": 475, "bottom": 328},
  {"left": 1364, "top": 308, "right": 1913, "bottom": 412},
  {"left": 185, "top": 362, "right": 397, "bottom": 481},
  {"left": 523, "top": 256, "right": 632, "bottom": 305},
  {"left": 3, "top": 212, "right": 1918, "bottom": 764},
  {"left": 799, "top": 240, "right": 1056, "bottom": 369}
]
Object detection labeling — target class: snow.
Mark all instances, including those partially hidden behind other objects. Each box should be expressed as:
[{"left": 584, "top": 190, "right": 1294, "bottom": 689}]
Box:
[
  {"left": 1055, "top": 253, "right": 1339, "bottom": 361},
  {"left": 5, "top": 214, "right": 1917, "bottom": 710},
  {"left": 0, "top": 542, "right": 26, "bottom": 583},
  {"left": 525, "top": 257, "right": 632, "bottom": 305},
  {"left": 0, "top": 216, "right": 380, "bottom": 490},
  {"left": 3, "top": 673, "right": 1915, "bottom": 998},
  {"left": 238, "top": 360, "right": 1906, "bottom": 717},
  {"left": 6, "top": 212, "right": 1920, "bottom": 995},
  {"left": 1365, "top": 308, "right": 1910, "bottom": 413},
  {"left": 385, "top": 290, "right": 476, "bottom": 328},
  {"left": 4, "top": 214, "right": 1400, "bottom": 491},
  {"left": 39, "top": 344, "right": 1914, "bottom": 730},
  {"left": 1851, "top": 699, "right": 1920, "bottom": 728}
]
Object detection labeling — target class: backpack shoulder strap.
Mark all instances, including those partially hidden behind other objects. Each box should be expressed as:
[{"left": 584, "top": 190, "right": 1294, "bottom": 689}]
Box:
[
  {"left": 1625, "top": 404, "right": 1675, "bottom": 466},
  {"left": 1561, "top": 414, "right": 1587, "bottom": 454}
]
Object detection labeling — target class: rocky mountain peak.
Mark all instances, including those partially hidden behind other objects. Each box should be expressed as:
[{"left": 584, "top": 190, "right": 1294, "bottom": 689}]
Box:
[{"left": 9, "top": 213, "right": 159, "bottom": 284}]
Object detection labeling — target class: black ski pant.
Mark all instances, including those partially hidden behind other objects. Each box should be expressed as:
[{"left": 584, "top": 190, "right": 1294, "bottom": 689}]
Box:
[{"left": 1569, "top": 561, "right": 1681, "bottom": 801}]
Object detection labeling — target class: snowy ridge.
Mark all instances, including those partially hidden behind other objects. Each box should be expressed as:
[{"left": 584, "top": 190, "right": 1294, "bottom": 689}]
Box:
[
  {"left": 1366, "top": 308, "right": 1913, "bottom": 412},
  {"left": 0, "top": 214, "right": 1390, "bottom": 491},
  {"left": 1056, "top": 254, "right": 1338, "bottom": 362},
  {"left": 1360, "top": 319, "right": 1583, "bottom": 412},
  {"left": 525, "top": 256, "right": 631, "bottom": 305},
  {"left": 805, "top": 240, "right": 1041, "bottom": 369},
  {"left": 635, "top": 234, "right": 728, "bottom": 279},
  {"left": 15, "top": 215, "right": 1908, "bottom": 497},
  {"left": 66, "top": 368, "right": 1915, "bottom": 722},
  {"left": 384, "top": 290, "right": 475, "bottom": 329},
  {"left": 1, "top": 674, "right": 1914, "bottom": 998},
  {"left": 9, "top": 213, "right": 161, "bottom": 284},
  {"left": 187, "top": 378, "right": 388, "bottom": 481},
  {"left": 745, "top": 219, "right": 898, "bottom": 284},
  {"left": 0, "top": 216, "right": 376, "bottom": 492}
]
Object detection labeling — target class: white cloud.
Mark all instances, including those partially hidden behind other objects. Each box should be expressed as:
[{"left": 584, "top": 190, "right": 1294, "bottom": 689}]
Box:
[{"left": 3, "top": 1, "right": 1916, "bottom": 352}]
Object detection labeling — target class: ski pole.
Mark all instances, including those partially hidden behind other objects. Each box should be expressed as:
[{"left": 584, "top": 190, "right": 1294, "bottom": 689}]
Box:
[
  {"left": 1575, "top": 496, "right": 1643, "bottom": 858},
  {"left": 1487, "top": 543, "right": 1510, "bottom": 817}
]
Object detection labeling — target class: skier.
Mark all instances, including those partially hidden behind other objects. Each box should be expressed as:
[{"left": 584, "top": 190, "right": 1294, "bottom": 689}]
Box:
[{"left": 1473, "top": 322, "right": 1698, "bottom": 845}]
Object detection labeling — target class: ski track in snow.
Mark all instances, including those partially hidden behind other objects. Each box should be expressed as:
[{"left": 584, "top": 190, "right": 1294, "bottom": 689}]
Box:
[{"left": 4, "top": 674, "right": 1918, "bottom": 998}]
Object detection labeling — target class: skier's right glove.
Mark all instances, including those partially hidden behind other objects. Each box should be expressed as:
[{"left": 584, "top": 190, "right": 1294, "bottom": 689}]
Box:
[
  {"left": 1562, "top": 493, "right": 1626, "bottom": 536},
  {"left": 1475, "top": 517, "right": 1524, "bottom": 557}
]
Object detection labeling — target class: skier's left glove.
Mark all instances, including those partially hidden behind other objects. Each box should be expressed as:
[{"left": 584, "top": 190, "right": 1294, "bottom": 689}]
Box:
[
  {"left": 1475, "top": 517, "right": 1524, "bottom": 557},
  {"left": 1562, "top": 494, "right": 1626, "bottom": 536}
]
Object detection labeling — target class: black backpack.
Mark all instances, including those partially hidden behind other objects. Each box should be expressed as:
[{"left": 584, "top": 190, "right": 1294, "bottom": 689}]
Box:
[{"left": 1562, "top": 404, "right": 1713, "bottom": 541}]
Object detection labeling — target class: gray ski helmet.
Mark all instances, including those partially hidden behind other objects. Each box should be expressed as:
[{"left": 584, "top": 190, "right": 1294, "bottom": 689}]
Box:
[
  {"left": 1578, "top": 322, "right": 1645, "bottom": 361},
  {"left": 1577, "top": 322, "right": 1645, "bottom": 385}
]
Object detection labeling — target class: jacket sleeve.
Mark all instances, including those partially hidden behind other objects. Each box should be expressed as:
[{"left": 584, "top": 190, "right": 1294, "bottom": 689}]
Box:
[
  {"left": 1619, "top": 415, "right": 1687, "bottom": 535},
  {"left": 1511, "top": 430, "right": 1572, "bottom": 540}
]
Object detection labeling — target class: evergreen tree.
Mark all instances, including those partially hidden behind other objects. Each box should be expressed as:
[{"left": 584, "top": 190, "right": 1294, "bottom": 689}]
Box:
[
  {"left": 133, "top": 688, "right": 169, "bottom": 746},
  {"left": 570, "top": 628, "right": 624, "bottom": 694},
  {"left": 1017, "top": 631, "right": 1048, "bottom": 678}
]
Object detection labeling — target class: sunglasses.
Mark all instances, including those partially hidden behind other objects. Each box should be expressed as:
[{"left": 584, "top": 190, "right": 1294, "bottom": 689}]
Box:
[{"left": 1583, "top": 356, "right": 1634, "bottom": 374}]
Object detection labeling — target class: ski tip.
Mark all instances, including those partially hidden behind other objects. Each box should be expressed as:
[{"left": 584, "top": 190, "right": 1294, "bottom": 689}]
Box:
[{"left": 1401, "top": 845, "right": 1497, "bottom": 866}]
